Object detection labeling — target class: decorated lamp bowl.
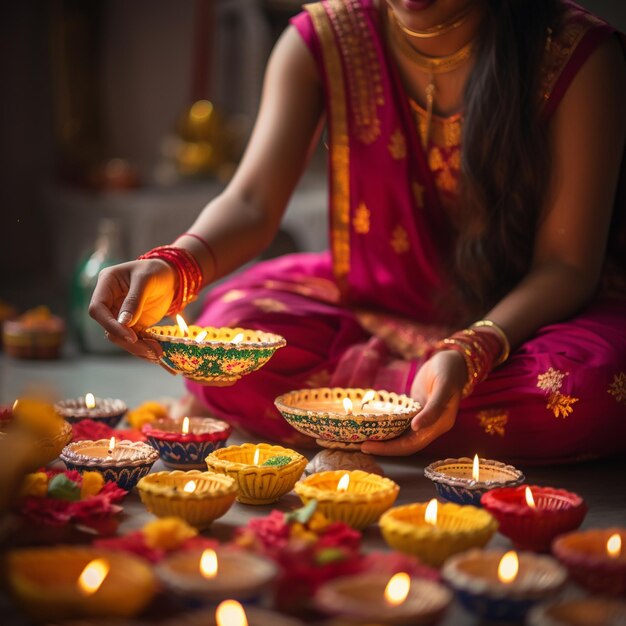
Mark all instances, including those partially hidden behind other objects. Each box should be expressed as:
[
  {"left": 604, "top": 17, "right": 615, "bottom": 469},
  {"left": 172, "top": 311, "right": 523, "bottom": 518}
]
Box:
[
  {"left": 528, "top": 597, "right": 626, "bottom": 626},
  {"left": 54, "top": 397, "right": 127, "bottom": 428},
  {"left": 60, "top": 439, "right": 159, "bottom": 490},
  {"left": 144, "top": 325, "right": 286, "bottom": 385},
  {"left": 142, "top": 416, "right": 232, "bottom": 470},
  {"left": 274, "top": 387, "right": 419, "bottom": 450},
  {"left": 424, "top": 457, "right": 525, "bottom": 506}
]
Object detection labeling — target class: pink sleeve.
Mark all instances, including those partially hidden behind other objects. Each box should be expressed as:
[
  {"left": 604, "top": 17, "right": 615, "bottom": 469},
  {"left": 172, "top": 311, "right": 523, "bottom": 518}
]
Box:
[{"left": 289, "top": 9, "right": 323, "bottom": 67}]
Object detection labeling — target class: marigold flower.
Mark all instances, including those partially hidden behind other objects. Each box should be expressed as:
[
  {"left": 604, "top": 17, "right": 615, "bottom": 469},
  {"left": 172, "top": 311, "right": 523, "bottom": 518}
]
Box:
[
  {"left": 142, "top": 516, "right": 198, "bottom": 550},
  {"left": 19, "top": 472, "right": 48, "bottom": 498},
  {"left": 80, "top": 471, "right": 104, "bottom": 498}
]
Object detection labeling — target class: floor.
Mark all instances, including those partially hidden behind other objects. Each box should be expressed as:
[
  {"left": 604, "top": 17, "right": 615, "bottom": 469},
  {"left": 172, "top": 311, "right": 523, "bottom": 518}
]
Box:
[{"left": 1, "top": 349, "right": 625, "bottom": 625}]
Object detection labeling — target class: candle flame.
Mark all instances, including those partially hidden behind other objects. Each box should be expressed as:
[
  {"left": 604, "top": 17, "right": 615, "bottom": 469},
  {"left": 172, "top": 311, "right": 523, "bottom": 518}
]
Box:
[
  {"left": 343, "top": 397, "right": 353, "bottom": 415},
  {"left": 361, "top": 389, "right": 376, "bottom": 408},
  {"left": 472, "top": 454, "right": 480, "bottom": 481},
  {"left": 231, "top": 333, "right": 244, "bottom": 344},
  {"left": 195, "top": 330, "right": 208, "bottom": 343},
  {"left": 108, "top": 436, "right": 116, "bottom": 454},
  {"left": 78, "top": 558, "right": 110, "bottom": 595},
  {"left": 182, "top": 416, "right": 190, "bottom": 435},
  {"left": 384, "top": 572, "right": 410, "bottom": 606},
  {"left": 253, "top": 447, "right": 261, "bottom": 466},
  {"left": 607, "top": 534, "right": 622, "bottom": 558},
  {"left": 525, "top": 486, "right": 536, "bottom": 508},
  {"left": 337, "top": 473, "right": 350, "bottom": 492},
  {"left": 200, "top": 548, "right": 218, "bottom": 579},
  {"left": 85, "top": 393, "right": 96, "bottom": 409},
  {"left": 176, "top": 314, "right": 189, "bottom": 337},
  {"left": 425, "top": 498, "right": 438, "bottom": 526},
  {"left": 183, "top": 480, "right": 197, "bottom": 494},
  {"left": 498, "top": 551, "right": 519, "bottom": 584},
  {"left": 216, "top": 600, "right": 248, "bottom": 626}
]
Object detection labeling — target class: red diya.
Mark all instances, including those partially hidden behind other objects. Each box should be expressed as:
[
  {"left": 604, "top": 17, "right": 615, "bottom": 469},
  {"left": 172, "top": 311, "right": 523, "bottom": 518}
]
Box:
[
  {"left": 142, "top": 416, "right": 232, "bottom": 470},
  {"left": 481, "top": 486, "right": 586, "bottom": 552},
  {"left": 552, "top": 528, "right": 626, "bottom": 596}
]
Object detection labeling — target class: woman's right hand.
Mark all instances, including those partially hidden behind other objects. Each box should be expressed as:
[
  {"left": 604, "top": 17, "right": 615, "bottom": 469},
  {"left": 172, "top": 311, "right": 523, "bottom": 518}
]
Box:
[{"left": 88, "top": 258, "right": 176, "bottom": 360}]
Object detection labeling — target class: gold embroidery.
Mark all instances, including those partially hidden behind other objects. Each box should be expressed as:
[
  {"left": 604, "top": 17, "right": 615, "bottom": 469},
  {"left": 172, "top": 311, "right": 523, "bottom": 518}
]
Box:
[
  {"left": 436, "top": 167, "right": 457, "bottom": 194},
  {"left": 608, "top": 372, "right": 626, "bottom": 404},
  {"left": 391, "top": 225, "right": 410, "bottom": 254},
  {"left": 412, "top": 182, "right": 425, "bottom": 208},
  {"left": 443, "top": 118, "right": 462, "bottom": 147},
  {"left": 409, "top": 99, "right": 462, "bottom": 149},
  {"left": 537, "top": 367, "right": 567, "bottom": 393},
  {"left": 252, "top": 298, "right": 287, "bottom": 313},
  {"left": 547, "top": 392, "right": 579, "bottom": 419},
  {"left": 353, "top": 202, "right": 371, "bottom": 234},
  {"left": 477, "top": 410, "right": 508, "bottom": 437},
  {"left": 306, "top": 369, "right": 331, "bottom": 388},
  {"left": 388, "top": 129, "right": 407, "bottom": 159},
  {"left": 327, "top": 0, "right": 383, "bottom": 144},
  {"left": 448, "top": 147, "right": 461, "bottom": 170},
  {"left": 221, "top": 289, "right": 246, "bottom": 303},
  {"left": 429, "top": 146, "right": 444, "bottom": 171},
  {"left": 307, "top": 4, "right": 351, "bottom": 285}
]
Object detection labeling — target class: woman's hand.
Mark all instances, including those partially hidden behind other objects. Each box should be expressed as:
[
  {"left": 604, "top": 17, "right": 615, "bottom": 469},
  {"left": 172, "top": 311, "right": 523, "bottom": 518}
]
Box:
[
  {"left": 361, "top": 350, "right": 467, "bottom": 456},
  {"left": 88, "top": 258, "right": 176, "bottom": 360}
]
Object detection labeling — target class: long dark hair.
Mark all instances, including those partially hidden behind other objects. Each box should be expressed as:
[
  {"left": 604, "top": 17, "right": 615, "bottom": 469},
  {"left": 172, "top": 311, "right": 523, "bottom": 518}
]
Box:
[{"left": 454, "top": 0, "right": 562, "bottom": 318}]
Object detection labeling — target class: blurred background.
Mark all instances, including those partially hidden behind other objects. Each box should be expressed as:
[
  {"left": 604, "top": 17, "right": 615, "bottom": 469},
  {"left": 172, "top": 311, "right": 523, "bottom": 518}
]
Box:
[{"left": 1, "top": 0, "right": 625, "bottom": 351}]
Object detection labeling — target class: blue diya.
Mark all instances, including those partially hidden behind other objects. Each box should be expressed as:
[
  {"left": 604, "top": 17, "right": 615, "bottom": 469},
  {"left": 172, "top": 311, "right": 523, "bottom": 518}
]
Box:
[
  {"left": 143, "top": 416, "right": 232, "bottom": 470},
  {"left": 144, "top": 325, "right": 286, "bottom": 385},
  {"left": 54, "top": 396, "right": 127, "bottom": 428},
  {"left": 424, "top": 456, "right": 525, "bottom": 506},
  {"left": 60, "top": 439, "right": 159, "bottom": 490}
]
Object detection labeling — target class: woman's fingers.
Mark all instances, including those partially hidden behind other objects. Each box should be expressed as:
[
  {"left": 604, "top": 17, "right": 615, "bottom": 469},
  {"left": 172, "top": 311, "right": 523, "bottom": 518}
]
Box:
[
  {"left": 117, "top": 271, "right": 151, "bottom": 327},
  {"left": 89, "top": 275, "right": 138, "bottom": 345},
  {"left": 104, "top": 329, "right": 161, "bottom": 361}
]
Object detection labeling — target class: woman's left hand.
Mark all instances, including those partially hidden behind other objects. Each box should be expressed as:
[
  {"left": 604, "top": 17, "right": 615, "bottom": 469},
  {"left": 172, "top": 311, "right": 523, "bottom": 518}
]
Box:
[{"left": 361, "top": 350, "right": 467, "bottom": 456}]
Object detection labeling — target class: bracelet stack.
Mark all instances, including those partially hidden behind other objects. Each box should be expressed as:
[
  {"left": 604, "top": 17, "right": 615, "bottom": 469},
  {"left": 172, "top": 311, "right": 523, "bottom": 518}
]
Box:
[
  {"left": 138, "top": 245, "right": 203, "bottom": 316},
  {"left": 434, "top": 320, "right": 511, "bottom": 398}
]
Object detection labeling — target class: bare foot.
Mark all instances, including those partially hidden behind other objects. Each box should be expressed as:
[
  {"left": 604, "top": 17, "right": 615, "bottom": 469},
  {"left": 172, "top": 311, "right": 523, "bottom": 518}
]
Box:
[{"left": 169, "top": 393, "right": 215, "bottom": 419}]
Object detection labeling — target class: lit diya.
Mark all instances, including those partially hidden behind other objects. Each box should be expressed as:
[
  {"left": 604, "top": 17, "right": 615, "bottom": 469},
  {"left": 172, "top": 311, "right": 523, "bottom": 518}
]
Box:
[
  {"left": 144, "top": 315, "right": 286, "bottom": 385},
  {"left": 143, "top": 415, "right": 232, "bottom": 470},
  {"left": 60, "top": 437, "right": 159, "bottom": 490},
  {"left": 481, "top": 485, "right": 587, "bottom": 551},
  {"left": 274, "top": 387, "right": 419, "bottom": 450},
  {"left": 552, "top": 528, "right": 626, "bottom": 596},
  {"left": 424, "top": 454, "right": 525, "bottom": 506},
  {"left": 442, "top": 549, "right": 567, "bottom": 623},
  {"left": 315, "top": 571, "right": 452, "bottom": 625},
  {"left": 55, "top": 393, "right": 127, "bottom": 428}
]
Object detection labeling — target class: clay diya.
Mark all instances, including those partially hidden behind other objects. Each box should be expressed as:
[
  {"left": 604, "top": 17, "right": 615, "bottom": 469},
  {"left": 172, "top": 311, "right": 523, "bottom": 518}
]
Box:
[
  {"left": 60, "top": 438, "right": 159, "bottom": 490},
  {"left": 274, "top": 387, "right": 419, "bottom": 450},
  {"left": 55, "top": 394, "right": 127, "bottom": 428},
  {"left": 137, "top": 470, "right": 237, "bottom": 529},
  {"left": 424, "top": 455, "right": 525, "bottom": 506},
  {"left": 481, "top": 485, "right": 587, "bottom": 551},
  {"left": 294, "top": 469, "right": 399, "bottom": 530},
  {"left": 143, "top": 416, "right": 232, "bottom": 470},
  {"left": 442, "top": 549, "right": 567, "bottom": 623},
  {"left": 528, "top": 597, "right": 626, "bottom": 626},
  {"left": 165, "top": 601, "right": 303, "bottom": 626},
  {"left": 205, "top": 442, "right": 307, "bottom": 505}
]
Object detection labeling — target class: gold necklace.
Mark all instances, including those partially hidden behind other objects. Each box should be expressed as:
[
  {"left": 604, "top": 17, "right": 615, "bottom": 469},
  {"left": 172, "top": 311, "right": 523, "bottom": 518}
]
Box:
[{"left": 391, "top": 2, "right": 474, "bottom": 39}]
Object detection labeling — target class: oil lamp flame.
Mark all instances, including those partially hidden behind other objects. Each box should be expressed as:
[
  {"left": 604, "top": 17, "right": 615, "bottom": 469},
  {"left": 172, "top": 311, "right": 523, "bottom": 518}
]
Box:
[
  {"left": 195, "top": 330, "right": 208, "bottom": 343},
  {"left": 361, "top": 389, "right": 376, "bottom": 409},
  {"left": 182, "top": 416, "right": 190, "bottom": 435},
  {"left": 183, "top": 480, "right": 197, "bottom": 494},
  {"left": 108, "top": 436, "right": 116, "bottom": 455},
  {"left": 342, "top": 397, "right": 353, "bottom": 415},
  {"left": 200, "top": 548, "right": 218, "bottom": 579},
  {"left": 253, "top": 448, "right": 261, "bottom": 466},
  {"left": 607, "top": 533, "right": 622, "bottom": 558},
  {"left": 384, "top": 572, "right": 411, "bottom": 606},
  {"left": 525, "top": 486, "right": 536, "bottom": 508},
  {"left": 176, "top": 314, "right": 190, "bottom": 337},
  {"left": 425, "top": 498, "right": 438, "bottom": 526},
  {"left": 78, "top": 558, "right": 110, "bottom": 595},
  {"left": 216, "top": 600, "right": 248, "bottom": 626},
  {"left": 85, "top": 393, "right": 96, "bottom": 409},
  {"left": 472, "top": 454, "right": 480, "bottom": 481},
  {"left": 337, "top": 473, "right": 350, "bottom": 492},
  {"left": 231, "top": 333, "right": 245, "bottom": 344},
  {"left": 498, "top": 551, "right": 519, "bottom": 584}
]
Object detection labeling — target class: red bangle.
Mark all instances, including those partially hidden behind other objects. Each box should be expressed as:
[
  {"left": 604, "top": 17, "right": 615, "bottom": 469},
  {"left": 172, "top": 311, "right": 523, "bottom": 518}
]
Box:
[{"left": 177, "top": 232, "right": 218, "bottom": 277}]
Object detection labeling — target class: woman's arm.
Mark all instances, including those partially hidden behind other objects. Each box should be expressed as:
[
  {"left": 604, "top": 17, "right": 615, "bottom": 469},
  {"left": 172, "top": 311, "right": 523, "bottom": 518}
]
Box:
[{"left": 363, "top": 36, "right": 626, "bottom": 456}]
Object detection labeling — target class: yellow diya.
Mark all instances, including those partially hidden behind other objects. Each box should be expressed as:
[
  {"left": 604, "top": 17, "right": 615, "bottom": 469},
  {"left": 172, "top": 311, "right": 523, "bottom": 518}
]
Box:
[
  {"left": 205, "top": 442, "right": 307, "bottom": 505},
  {"left": 144, "top": 317, "right": 285, "bottom": 385},
  {"left": 137, "top": 470, "right": 237, "bottom": 529},
  {"left": 7, "top": 546, "right": 157, "bottom": 620},
  {"left": 379, "top": 500, "right": 498, "bottom": 567},
  {"left": 294, "top": 470, "right": 399, "bottom": 530}
]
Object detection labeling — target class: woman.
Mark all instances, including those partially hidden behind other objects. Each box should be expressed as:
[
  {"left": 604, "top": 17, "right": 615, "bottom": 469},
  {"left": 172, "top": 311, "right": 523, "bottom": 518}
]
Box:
[{"left": 90, "top": 0, "right": 626, "bottom": 462}]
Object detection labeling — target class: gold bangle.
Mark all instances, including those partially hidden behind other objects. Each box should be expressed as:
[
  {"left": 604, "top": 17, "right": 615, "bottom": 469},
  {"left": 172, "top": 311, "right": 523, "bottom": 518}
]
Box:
[{"left": 471, "top": 319, "right": 511, "bottom": 366}]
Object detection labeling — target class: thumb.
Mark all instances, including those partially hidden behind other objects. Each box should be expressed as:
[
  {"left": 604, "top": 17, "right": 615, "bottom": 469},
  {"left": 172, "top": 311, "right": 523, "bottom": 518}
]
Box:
[
  {"left": 117, "top": 273, "right": 150, "bottom": 327},
  {"left": 411, "top": 384, "right": 456, "bottom": 431}
]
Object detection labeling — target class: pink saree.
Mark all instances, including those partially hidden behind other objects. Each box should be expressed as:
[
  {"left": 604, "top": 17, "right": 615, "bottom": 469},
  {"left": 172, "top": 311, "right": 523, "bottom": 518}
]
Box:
[{"left": 188, "top": 0, "right": 626, "bottom": 463}]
